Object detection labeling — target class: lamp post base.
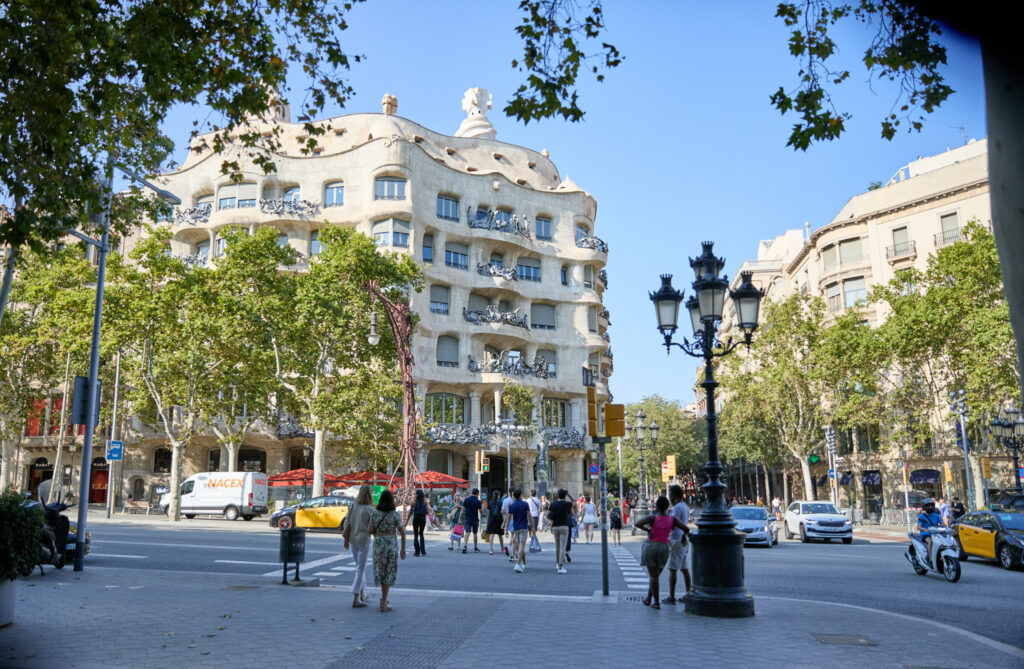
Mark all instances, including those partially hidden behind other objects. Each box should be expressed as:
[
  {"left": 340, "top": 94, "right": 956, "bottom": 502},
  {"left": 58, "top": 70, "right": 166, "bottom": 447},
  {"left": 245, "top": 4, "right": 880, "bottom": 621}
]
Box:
[{"left": 684, "top": 527, "right": 755, "bottom": 618}]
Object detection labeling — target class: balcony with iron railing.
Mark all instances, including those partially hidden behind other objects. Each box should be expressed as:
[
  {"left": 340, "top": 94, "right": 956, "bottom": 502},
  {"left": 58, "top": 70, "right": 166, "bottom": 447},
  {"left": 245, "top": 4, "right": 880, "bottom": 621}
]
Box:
[
  {"left": 885, "top": 240, "right": 917, "bottom": 262},
  {"left": 933, "top": 229, "right": 961, "bottom": 248}
]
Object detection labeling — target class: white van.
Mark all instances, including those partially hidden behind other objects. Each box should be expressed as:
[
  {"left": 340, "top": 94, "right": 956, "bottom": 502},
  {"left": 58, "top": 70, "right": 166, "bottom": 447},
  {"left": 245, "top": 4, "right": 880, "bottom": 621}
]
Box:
[{"left": 160, "top": 471, "right": 269, "bottom": 520}]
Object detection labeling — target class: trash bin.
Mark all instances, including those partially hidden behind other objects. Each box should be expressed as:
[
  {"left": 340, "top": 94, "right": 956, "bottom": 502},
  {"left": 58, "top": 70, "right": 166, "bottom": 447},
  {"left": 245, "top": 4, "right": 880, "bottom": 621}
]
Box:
[{"left": 279, "top": 527, "right": 306, "bottom": 563}]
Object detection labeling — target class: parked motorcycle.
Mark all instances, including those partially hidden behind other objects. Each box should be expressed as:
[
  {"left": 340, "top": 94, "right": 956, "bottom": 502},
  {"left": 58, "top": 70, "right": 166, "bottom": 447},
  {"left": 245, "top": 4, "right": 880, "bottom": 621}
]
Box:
[
  {"left": 905, "top": 526, "right": 961, "bottom": 582},
  {"left": 25, "top": 493, "right": 87, "bottom": 575}
]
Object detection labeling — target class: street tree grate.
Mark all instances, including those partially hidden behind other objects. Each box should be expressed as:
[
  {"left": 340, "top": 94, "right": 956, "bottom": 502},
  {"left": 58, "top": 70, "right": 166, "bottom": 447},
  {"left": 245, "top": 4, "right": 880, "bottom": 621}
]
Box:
[{"left": 812, "top": 634, "right": 876, "bottom": 646}]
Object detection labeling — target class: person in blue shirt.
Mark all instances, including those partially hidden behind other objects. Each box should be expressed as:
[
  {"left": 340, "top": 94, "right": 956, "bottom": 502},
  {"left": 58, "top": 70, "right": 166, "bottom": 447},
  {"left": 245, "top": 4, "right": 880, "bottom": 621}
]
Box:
[
  {"left": 502, "top": 488, "right": 534, "bottom": 573},
  {"left": 461, "top": 489, "right": 483, "bottom": 553},
  {"left": 915, "top": 498, "right": 944, "bottom": 565}
]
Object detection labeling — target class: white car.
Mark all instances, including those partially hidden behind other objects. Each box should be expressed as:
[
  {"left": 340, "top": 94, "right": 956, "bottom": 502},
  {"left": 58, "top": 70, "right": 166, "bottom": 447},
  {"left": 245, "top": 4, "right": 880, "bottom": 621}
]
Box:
[{"left": 783, "top": 501, "right": 853, "bottom": 544}]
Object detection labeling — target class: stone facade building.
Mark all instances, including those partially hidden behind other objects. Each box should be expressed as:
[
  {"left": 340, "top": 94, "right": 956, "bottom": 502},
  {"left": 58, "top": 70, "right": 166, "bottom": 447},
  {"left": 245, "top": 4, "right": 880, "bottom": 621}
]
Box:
[
  {"left": 719, "top": 140, "right": 1017, "bottom": 512},
  {"left": 13, "top": 89, "right": 612, "bottom": 505}
]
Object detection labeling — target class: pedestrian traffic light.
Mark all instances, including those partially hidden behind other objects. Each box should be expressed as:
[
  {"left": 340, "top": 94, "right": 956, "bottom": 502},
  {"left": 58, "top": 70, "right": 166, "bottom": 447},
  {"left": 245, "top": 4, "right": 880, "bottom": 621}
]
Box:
[
  {"left": 809, "top": 454, "right": 820, "bottom": 464},
  {"left": 604, "top": 403, "right": 625, "bottom": 437},
  {"left": 474, "top": 450, "right": 482, "bottom": 473},
  {"left": 587, "top": 386, "right": 598, "bottom": 437},
  {"left": 482, "top": 457, "right": 490, "bottom": 473}
]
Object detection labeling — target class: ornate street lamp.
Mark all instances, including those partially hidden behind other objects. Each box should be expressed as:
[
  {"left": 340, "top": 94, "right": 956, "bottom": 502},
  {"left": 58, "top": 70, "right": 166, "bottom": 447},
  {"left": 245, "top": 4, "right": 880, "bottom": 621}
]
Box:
[
  {"left": 634, "top": 410, "right": 648, "bottom": 512},
  {"left": 990, "top": 405, "right": 1024, "bottom": 495},
  {"left": 648, "top": 242, "right": 763, "bottom": 618}
]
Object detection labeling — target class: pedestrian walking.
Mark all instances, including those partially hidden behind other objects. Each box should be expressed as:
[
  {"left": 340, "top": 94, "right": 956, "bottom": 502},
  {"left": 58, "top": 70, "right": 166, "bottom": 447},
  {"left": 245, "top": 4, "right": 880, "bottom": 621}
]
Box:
[
  {"left": 342, "top": 484, "right": 376, "bottom": 608},
  {"left": 662, "top": 485, "right": 691, "bottom": 605},
  {"left": 609, "top": 502, "right": 623, "bottom": 547},
  {"left": 539, "top": 495, "right": 551, "bottom": 532},
  {"left": 580, "top": 495, "right": 598, "bottom": 543},
  {"left": 635, "top": 495, "right": 689, "bottom": 610},
  {"left": 368, "top": 489, "right": 406, "bottom": 612},
  {"left": 461, "top": 488, "right": 483, "bottom": 553},
  {"left": 448, "top": 493, "right": 464, "bottom": 551},
  {"left": 771, "top": 496, "right": 782, "bottom": 521},
  {"left": 485, "top": 490, "right": 506, "bottom": 554},
  {"left": 528, "top": 489, "right": 541, "bottom": 538},
  {"left": 503, "top": 488, "right": 534, "bottom": 572},
  {"left": 951, "top": 497, "right": 966, "bottom": 521},
  {"left": 938, "top": 498, "right": 951, "bottom": 526},
  {"left": 411, "top": 489, "right": 431, "bottom": 556},
  {"left": 546, "top": 488, "right": 573, "bottom": 573}
]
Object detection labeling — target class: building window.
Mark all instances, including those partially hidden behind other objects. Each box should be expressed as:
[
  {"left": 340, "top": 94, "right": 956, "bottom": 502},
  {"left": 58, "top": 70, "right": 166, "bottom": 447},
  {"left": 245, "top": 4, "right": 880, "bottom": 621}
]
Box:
[
  {"left": 588, "top": 307, "right": 598, "bottom": 332},
  {"left": 154, "top": 448, "right": 172, "bottom": 474},
  {"left": 310, "top": 231, "right": 321, "bottom": 256},
  {"left": 277, "top": 233, "right": 289, "bottom": 248},
  {"left": 826, "top": 283, "right": 841, "bottom": 312},
  {"left": 536, "top": 216, "right": 552, "bottom": 241},
  {"left": 372, "top": 218, "right": 410, "bottom": 247},
  {"left": 561, "top": 265, "right": 568, "bottom": 286},
  {"left": 218, "top": 182, "right": 257, "bottom": 210},
  {"left": 843, "top": 277, "right": 867, "bottom": 308},
  {"left": 517, "top": 257, "right": 541, "bottom": 282},
  {"left": 575, "top": 223, "right": 590, "bottom": 242},
  {"left": 822, "top": 245, "right": 838, "bottom": 271},
  {"left": 839, "top": 238, "right": 862, "bottom": 265},
  {"left": 489, "top": 252, "right": 503, "bottom": 268},
  {"left": 430, "top": 285, "right": 450, "bottom": 315},
  {"left": 425, "top": 393, "right": 466, "bottom": 425},
  {"left": 588, "top": 352, "right": 599, "bottom": 379},
  {"left": 283, "top": 187, "right": 300, "bottom": 203},
  {"left": 436, "top": 195, "right": 459, "bottom": 221},
  {"left": 531, "top": 303, "right": 556, "bottom": 330},
  {"left": 467, "top": 293, "right": 490, "bottom": 312},
  {"left": 445, "top": 242, "right": 468, "bottom": 270},
  {"left": 939, "top": 212, "right": 960, "bottom": 244},
  {"left": 195, "top": 240, "right": 210, "bottom": 262},
  {"left": 537, "top": 349, "right": 557, "bottom": 378},
  {"left": 495, "top": 209, "right": 512, "bottom": 226},
  {"left": 196, "top": 195, "right": 214, "bottom": 212},
  {"left": 374, "top": 176, "right": 406, "bottom": 200},
  {"left": 583, "top": 265, "right": 594, "bottom": 289},
  {"left": 324, "top": 182, "right": 344, "bottom": 207},
  {"left": 436, "top": 335, "right": 460, "bottom": 368},
  {"left": 422, "top": 234, "right": 433, "bottom": 264},
  {"left": 542, "top": 398, "right": 568, "bottom": 428}
]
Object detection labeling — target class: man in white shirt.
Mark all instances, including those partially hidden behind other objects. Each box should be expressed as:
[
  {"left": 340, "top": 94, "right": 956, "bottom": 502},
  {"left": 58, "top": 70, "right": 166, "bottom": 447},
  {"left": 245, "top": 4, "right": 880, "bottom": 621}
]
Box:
[
  {"left": 527, "top": 489, "right": 541, "bottom": 538},
  {"left": 664, "top": 484, "right": 691, "bottom": 605}
]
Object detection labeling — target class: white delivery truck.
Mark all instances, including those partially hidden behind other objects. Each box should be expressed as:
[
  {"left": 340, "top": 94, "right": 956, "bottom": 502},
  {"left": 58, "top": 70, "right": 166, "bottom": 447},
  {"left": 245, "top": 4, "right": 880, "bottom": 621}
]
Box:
[{"left": 160, "top": 471, "right": 269, "bottom": 520}]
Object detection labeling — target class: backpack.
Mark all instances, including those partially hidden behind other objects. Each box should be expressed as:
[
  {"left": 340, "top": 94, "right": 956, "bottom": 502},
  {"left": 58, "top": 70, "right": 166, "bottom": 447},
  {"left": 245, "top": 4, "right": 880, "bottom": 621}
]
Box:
[{"left": 610, "top": 507, "right": 621, "bottom": 521}]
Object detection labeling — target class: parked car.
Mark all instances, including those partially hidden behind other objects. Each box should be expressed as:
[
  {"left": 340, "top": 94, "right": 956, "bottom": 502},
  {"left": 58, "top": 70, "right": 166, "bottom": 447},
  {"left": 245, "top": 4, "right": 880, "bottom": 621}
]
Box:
[
  {"left": 731, "top": 506, "right": 777, "bottom": 547},
  {"left": 783, "top": 501, "right": 853, "bottom": 544},
  {"left": 159, "top": 471, "right": 269, "bottom": 520},
  {"left": 952, "top": 509, "right": 1024, "bottom": 570},
  {"left": 270, "top": 495, "right": 353, "bottom": 532},
  {"left": 990, "top": 490, "right": 1024, "bottom": 511}
]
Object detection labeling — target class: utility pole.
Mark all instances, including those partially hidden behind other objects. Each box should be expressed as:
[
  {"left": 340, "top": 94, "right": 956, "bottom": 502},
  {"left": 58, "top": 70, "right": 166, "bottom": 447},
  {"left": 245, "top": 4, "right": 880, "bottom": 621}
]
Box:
[{"left": 950, "top": 390, "right": 975, "bottom": 510}]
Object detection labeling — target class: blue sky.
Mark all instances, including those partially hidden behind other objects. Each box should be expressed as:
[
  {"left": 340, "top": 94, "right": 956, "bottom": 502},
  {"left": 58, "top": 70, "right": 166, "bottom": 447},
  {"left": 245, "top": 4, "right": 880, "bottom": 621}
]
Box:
[{"left": 161, "top": 1, "right": 988, "bottom": 406}]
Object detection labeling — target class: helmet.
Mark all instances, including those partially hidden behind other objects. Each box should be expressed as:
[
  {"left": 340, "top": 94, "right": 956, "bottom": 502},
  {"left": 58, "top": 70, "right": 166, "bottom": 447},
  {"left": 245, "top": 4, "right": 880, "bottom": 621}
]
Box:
[{"left": 922, "top": 498, "right": 936, "bottom": 510}]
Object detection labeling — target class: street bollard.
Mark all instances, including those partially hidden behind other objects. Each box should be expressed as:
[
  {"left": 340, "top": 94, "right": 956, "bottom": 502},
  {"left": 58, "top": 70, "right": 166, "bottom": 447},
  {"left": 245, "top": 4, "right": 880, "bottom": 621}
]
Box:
[{"left": 279, "top": 527, "right": 306, "bottom": 584}]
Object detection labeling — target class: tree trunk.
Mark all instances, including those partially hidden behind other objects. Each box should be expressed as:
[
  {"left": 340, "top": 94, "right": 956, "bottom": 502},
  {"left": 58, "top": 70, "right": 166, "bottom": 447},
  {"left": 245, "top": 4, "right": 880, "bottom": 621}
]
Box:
[
  {"left": 168, "top": 439, "right": 183, "bottom": 521},
  {"left": 0, "top": 437, "right": 14, "bottom": 490},
  {"left": 799, "top": 456, "right": 815, "bottom": 501},
  {"left": 747, "top": 467, "right": 756, "bottom": 501},
  {"left": 226, "top": 442, "right": 238, "bottom": 473},
  {"left": 762, "top": 463, "right": 771, "bottom": 502},
  {"left": 49, "top": 352, "right": 72, "bottom": 504},
  {"left": 313, "top": 427, "right": 326, "bottom": 498},
  {"left": 782, "top": 469, "right": 790, "bottom": 507}
]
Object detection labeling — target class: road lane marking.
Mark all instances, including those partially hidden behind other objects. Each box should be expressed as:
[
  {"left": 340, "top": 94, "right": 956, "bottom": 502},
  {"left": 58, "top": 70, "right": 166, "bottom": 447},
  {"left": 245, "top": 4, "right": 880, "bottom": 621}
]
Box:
[
  {"left": 215, "top": 560, "right": 281, "bottom": 566},
  {"left": 315, "top": 585, "right": 594, "bottom": 603},
  {"left": 262, "top": 553, "right": 347, "bottom": 576},
  {"left": 95, "top": 539, "right": 339, "bottom": 554},
  {"left": 89, "top": 553, "right": 147, "bottom": 559}
]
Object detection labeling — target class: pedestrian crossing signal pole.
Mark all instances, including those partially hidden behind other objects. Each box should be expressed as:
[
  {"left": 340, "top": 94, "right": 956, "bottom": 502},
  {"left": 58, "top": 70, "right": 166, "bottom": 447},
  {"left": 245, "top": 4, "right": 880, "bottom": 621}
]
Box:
[{"left": 599, "top": 402, "right": 625, "bottom": 597}]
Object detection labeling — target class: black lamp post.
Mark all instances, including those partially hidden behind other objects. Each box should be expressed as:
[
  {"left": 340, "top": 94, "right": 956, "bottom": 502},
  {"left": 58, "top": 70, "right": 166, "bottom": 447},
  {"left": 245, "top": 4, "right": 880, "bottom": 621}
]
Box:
[
  {"left": 649, "top": 242, "right": 763, "bottom": 618},
  {"left": 990, "top": 405, "right": 1024, "bottom": 495}
]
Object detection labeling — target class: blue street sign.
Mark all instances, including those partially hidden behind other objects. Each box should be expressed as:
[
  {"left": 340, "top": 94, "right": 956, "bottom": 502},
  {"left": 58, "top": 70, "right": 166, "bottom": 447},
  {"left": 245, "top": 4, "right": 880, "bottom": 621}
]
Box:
[
  {"left": 589, "top": 463, "right": 600, "bottom": 476},
  {"left": 827, "top": 469, "right": 835, "bottom": 479},
  {"left": 106, "top": 440, "right": 123, "bottom": 461}
]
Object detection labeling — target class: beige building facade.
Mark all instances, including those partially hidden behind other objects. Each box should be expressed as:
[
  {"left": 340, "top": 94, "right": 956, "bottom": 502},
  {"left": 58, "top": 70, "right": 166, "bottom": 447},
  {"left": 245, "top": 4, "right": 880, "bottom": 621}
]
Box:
[
  {"left": 15, "top": 89, "right": 612, "bottom": 505},
  {"left": 721, "top": 140, "right": 1017, "bottom": 512}
]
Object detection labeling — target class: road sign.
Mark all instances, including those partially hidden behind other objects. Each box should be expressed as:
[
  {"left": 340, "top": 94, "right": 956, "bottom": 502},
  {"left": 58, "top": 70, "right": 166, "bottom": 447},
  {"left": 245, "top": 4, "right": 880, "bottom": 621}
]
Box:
[
  {"left": 827, "top": 469, "right": 835, "bottom": 479},
  {"left": 666, "top": 454, "right": 676, "bottom": 477},
  {"left": 604, "top": 403, "right": 625, "bottom": 437},
  {"left": 589, "top": 463, "right": 600, "bottom": 477},
  {"left": 661, "top": 472, "right": 670, "bottom": 483},
  {"left": 980, "top": 457, "right": 991, "bottom": 479},
  {"left": 105, "top": 440, "right": 123, "bottom": 461},
  {"left": 944, "top": 461, "right": 953, "bottom": 483},
  {"left": 662, "top": 462, "right": 668, "bottom": 474}
]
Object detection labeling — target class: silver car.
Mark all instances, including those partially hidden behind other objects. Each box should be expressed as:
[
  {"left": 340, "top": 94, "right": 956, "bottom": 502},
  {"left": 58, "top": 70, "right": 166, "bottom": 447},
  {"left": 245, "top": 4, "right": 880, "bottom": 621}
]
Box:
[{"left": 732, "top": 506, "right": 778, "bottom": 547}]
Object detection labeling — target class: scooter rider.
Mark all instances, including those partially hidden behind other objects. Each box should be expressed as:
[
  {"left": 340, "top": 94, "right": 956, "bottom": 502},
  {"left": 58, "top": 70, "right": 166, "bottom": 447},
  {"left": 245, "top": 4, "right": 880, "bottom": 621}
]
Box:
[{"left": 915, "top": 498, "right": 944, "bottom": 565}]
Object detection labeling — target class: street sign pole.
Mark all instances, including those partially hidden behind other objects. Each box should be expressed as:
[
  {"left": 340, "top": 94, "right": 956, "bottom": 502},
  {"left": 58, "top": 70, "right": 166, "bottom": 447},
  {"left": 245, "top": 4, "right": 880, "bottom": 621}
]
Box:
[{"left": 595, "top": 435, "right": 611, "bottom": 597}]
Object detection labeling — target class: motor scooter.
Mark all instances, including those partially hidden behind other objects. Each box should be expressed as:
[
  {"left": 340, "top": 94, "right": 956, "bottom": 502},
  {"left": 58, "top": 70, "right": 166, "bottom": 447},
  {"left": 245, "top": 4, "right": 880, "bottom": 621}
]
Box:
[
  {"left": 905, "top": 526, "right": 961, "bottom": 582},
  {"left": 26, "top": 493, "right": 75, "bottom": 574}
]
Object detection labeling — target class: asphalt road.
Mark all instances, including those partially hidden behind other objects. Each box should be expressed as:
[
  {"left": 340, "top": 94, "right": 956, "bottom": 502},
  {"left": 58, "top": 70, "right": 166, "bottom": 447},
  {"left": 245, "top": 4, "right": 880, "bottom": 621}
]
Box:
[{"left": 80, "top": 514, "right": 1024, "bottom": 648}]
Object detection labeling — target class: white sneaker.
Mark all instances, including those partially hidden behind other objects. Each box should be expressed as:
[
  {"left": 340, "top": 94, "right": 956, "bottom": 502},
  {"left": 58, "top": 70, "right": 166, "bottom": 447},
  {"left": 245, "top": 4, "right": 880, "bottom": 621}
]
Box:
[
  {"left": 514, "top": 563, "right": 523, "bottom": 573},
  {"left": 557, "top": 568, "right": 567, "bottom": 574}
]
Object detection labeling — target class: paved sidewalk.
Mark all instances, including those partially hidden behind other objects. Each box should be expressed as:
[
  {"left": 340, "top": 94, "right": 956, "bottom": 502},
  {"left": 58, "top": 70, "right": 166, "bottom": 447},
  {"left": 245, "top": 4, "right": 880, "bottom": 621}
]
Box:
[{"left": 2, "top": 563, "right": 1022, "bottom": 669}]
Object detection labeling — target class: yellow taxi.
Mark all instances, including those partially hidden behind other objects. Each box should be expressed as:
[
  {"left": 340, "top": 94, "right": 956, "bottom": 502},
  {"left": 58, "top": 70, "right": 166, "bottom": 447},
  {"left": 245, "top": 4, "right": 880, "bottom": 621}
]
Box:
[
  {"left": 952, "top": 509, "right": 1024, "bottom": 570},
  {"left": 270, "top": 495, "right": 352, "bottom": 532}
]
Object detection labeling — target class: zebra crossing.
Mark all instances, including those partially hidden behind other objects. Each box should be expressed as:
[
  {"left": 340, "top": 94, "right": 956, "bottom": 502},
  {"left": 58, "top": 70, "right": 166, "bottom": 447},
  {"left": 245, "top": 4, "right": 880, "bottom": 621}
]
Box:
[{"left": 610, "top": 545, "right": 648, "bottom": 589}]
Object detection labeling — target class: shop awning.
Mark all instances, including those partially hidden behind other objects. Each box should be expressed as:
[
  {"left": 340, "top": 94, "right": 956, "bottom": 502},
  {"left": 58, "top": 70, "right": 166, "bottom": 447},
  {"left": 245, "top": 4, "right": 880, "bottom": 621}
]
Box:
[
  {"left": 410, "top": 470, "right": 470, "bottom": 490},
  {"left": 267, "top": 469, "right": 347, "bottom": 487},
  {"left": 909, "top": 469, "right": 940, "bottom": 484},
  {"left": 862, "top": 471, "right": 881, "bottom": 486},
  {"left": 330, "top": 471, "right": 393, "bottom": 487},
  {"left": 839, "top": 473, "right": 853, "bottom": 485}
]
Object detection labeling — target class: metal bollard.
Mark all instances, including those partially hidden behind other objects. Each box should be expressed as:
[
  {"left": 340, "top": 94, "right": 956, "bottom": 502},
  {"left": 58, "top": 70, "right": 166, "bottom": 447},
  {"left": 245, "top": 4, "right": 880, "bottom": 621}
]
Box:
[{"left": 279, "top": 527, "right": 306, "bottom": 584}]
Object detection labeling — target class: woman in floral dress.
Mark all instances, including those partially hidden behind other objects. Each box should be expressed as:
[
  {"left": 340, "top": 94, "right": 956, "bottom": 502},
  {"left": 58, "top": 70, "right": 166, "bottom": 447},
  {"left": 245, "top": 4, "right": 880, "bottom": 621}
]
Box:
[{"left": 368, "top": 489, "right": 406, "bottom": 611}]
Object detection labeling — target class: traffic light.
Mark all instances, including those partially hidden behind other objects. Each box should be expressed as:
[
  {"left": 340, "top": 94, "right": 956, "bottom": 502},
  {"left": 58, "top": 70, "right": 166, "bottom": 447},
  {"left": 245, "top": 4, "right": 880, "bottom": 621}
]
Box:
[
  {"left": 482, "top": 457, "right": 490, "bottom": 473},
  {"left": 809, "top": 454, "right": 820, "bottom": 464},
  {"left": 587, "top": 386, "right": 598, "bottom": 437},
  {"left": 604, "top": 403, "right": 625, "bottom": 437},
  {"left": 980, "top": 457, "right": 991, "bottom": 479},
  {"left": 944, "top": 461, "right": 953, "bottom": 483},
  {"left": 474, "top": 450, "right": 482, "bottom": 473}
]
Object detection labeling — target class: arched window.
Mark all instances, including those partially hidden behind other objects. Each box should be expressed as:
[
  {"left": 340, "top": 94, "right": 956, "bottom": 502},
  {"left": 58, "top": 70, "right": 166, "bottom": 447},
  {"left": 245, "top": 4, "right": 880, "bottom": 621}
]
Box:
[
  {"left": 429, "top": 285, "right": 450, "bottom": 315},
  {"left": 371, "top": 219, "right": 410, "bottom": 247},
  {"left": 207, "top": 448, "right": 221, "bottom": 472},
  {"left": 436, "top": 335, "right": 459, "bottom": 367},
  {"left": 531, "top": 303, "right": 556, "bottom": 330},
  {"left": 422, "top": 234, "right": 434, "bottom": 264},
  {"left": 535, "top": 216, "right": 552, "bottom": 240},
  {"left": 467, "top": 293, "right": 490, "bottom": 312},
  {"left": 283, "top": 187, "right": 300, "bottom": 203},
  {"left": 277, "top": 233, "right": 289, "bottom": 248},
  {"left": 218, "top": 182, "right": 257, "bottom": 210},
  {"left": 536, "top": 349, "right": 557, "bottom": 377},
  {"left": 310, "top": 230, "right": 321, "bottom": 256},
  {"left": 324, "top": 182, "right": 344, "bottom": 207},
  {"left": 195, "top": 240, "right": 210, "bottom": 262},
  {"left": 196, "top": 194, "right": 214, "bottom": 211},
  {"left": 436, "top": 194, "right": 459, "bottom": 221},
  {"left": 154, "top": 448, "right": 172, "bottom": 474},
  {"left": 575, "top": 223, "right": 590, "bottom": 242},
  {"left": 495, "top": 209, "right": 512, "bottom": 225},
  {"left": 374, "top": 176, "right": 406, "bottom": 200},
  {"left": 425, "top": 394, "right": 466, "bottom": 425},
  {"left": 489, "top": 252, "right": 504, "bottom": 268},
  {"left": 238, "top": 447, "right": 267, "bottom": 473}
]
